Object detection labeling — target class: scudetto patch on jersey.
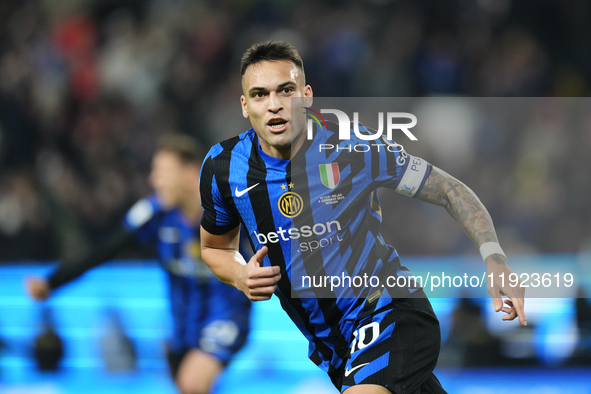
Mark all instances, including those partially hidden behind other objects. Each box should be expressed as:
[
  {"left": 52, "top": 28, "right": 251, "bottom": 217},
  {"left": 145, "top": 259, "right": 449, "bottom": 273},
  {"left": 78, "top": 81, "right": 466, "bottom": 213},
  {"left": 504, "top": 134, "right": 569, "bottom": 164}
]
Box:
[{"left": 319, "top": 163, "right": 341, "bottom": 189}]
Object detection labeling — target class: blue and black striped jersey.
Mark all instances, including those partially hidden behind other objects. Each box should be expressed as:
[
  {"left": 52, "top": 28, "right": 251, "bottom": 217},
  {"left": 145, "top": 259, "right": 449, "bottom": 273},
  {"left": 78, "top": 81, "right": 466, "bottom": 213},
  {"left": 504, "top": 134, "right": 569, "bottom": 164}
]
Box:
[
  {"left": 123, "top": 195, "right": 251, "bottom": 354},
  {"left": 200, "top": 123, "right": 431, "bottom": 373}
]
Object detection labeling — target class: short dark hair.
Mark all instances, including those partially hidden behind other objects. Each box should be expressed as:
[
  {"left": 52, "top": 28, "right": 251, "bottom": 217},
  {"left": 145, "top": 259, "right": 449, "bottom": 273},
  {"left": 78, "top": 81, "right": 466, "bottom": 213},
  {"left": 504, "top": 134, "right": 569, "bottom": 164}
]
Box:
[
  {"left": 240, "top": 40, "right": 304, "bottom": 77},
  {"left": 156, "top": 134, "right": 205, "bottom": 165}
]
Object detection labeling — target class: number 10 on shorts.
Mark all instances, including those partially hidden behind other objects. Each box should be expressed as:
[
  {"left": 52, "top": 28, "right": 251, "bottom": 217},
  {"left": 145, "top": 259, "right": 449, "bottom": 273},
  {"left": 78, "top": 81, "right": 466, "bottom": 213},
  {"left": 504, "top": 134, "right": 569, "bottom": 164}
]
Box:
[{"left": 350, "top": 322, "right": 380, "bottom": 354}]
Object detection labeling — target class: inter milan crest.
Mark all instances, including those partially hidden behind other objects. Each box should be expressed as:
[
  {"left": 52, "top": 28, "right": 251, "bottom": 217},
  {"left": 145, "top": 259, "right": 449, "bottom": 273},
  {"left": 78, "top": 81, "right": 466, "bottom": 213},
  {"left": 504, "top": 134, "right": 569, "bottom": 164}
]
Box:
[
  {"left": 319, "top": 163, "right": 341, "bottom": 189},
  {"left": 278, "top": 191, "right": 303, "bottom": 218}
]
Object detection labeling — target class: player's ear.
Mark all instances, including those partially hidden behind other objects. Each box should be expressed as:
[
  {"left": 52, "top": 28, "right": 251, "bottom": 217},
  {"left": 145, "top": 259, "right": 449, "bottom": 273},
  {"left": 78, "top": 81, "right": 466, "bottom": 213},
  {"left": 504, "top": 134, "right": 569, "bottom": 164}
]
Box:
[
  {"left": 304, "top": 85, "right": 313, "bottom": 107},
  {"left": 240, "top": 95, "right": 249, "bottom": 118}
]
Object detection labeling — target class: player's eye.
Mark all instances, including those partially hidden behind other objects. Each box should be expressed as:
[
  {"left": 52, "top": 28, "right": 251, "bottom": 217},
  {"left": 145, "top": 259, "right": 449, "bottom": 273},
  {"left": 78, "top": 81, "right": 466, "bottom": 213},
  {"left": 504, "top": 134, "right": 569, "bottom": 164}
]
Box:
[
  {"left": 282, "top": 87, "right": 294, "bottom": 94},
  {"left": 251, "top": 92, "right": 265, "bottom": 98}
]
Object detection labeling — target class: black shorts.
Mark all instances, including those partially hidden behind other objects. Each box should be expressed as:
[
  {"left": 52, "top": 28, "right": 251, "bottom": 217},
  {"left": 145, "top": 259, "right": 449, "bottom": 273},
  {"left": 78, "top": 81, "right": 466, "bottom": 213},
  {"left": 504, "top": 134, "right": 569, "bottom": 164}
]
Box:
[
  {"left": 333, "top": 294, "right": 447, "bottom": 394},
  {"left": 166, "top": 318, "right": 249, "bottom": 380}
]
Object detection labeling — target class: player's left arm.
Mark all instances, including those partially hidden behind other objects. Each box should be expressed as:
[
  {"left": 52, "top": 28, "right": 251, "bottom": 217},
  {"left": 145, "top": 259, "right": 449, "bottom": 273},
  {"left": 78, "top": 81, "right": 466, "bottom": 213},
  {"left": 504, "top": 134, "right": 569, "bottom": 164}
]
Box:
[{"left": 415, "top": 166, "right": 527, "bottom": 327}]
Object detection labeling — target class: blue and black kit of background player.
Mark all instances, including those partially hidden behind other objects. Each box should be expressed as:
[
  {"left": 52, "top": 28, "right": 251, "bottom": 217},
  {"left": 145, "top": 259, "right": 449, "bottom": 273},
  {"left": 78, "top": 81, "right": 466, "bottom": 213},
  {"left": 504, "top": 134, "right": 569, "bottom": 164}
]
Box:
[
  {"left": 200, "top": 121, "right": 447, "bottom": 394},
  {"left": 47, "top": 195, "right": 252, "bottom": 377}
]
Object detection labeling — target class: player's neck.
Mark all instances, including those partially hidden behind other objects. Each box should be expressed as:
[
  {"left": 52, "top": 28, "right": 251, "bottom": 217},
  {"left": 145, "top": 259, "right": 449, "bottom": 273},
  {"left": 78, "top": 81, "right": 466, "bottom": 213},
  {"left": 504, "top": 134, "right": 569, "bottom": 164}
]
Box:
[
  {"left": 260, "top": 130, "right": 306, "bottom": 160},
  {"left": 290, "top": 130, "right": 306, "bottom": 159}
]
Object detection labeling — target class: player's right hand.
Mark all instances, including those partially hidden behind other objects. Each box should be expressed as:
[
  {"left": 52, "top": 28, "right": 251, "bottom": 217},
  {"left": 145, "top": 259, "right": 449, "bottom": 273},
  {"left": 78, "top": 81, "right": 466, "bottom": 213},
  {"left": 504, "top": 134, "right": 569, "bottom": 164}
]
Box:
[
  {"left": 239, "top": 246, "right": 281, "bottom": 301},
  {"left": 25, "top": 277, "right": 51, "bottom": 301},
  {"left": 485, "top": 257, "right": 527, "bottom": 327}
]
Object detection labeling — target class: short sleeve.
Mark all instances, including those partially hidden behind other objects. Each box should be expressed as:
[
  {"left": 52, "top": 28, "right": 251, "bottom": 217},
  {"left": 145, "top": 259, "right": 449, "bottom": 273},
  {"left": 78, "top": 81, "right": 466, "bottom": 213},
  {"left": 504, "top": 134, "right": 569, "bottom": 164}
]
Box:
[
  {"left": 123, "top": 197, "right": 160, "bottom": 244},
  {"left": 199, "top": 155, "right": 240, "bottom": 235}
]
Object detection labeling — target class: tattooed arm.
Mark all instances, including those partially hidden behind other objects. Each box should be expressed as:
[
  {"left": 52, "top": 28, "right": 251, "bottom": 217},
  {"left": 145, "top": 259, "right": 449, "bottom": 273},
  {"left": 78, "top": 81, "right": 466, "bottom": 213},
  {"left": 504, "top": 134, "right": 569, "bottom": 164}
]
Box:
[
  {"left": 415, "top": 166, "right": 527, "bottom": 326},
  {"left": 416, "top": 167, "right": 498, "bottom": 252}
]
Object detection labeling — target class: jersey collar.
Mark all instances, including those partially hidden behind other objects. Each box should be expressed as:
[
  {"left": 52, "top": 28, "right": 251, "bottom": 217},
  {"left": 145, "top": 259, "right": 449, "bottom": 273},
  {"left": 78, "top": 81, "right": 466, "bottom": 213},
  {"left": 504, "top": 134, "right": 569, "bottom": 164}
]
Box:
[{"left": 257, "top": 137, "right": 290, "bottom": 170}]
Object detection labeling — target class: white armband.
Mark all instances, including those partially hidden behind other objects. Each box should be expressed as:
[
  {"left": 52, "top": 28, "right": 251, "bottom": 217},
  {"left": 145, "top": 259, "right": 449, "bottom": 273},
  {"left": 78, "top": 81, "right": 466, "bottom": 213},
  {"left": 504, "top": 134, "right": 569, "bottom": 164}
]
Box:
[
  {"left": 479, "top": 242, "right": 506, "bottom": 261},
  {"left": 394, "top": 155, "right": 429, "bottom": 197}
]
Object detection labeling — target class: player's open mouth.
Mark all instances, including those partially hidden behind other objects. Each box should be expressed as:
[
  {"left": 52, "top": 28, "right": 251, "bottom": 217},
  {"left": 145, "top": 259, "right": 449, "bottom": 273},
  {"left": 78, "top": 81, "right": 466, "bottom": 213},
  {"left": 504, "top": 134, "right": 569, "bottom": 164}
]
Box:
[{"left": 267, "top": 118, "right": 288, "bottom": 132}]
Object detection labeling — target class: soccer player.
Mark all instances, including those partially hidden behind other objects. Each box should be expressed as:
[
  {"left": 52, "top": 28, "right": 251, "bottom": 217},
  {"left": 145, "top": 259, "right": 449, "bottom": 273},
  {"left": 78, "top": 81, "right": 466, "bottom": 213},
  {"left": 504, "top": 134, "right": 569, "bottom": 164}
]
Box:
[
  {"left": 26, "top": 134, "right": 251, "bottom": 394},
  {"left": 199, "top": 41, "right": 526, "bottom": 394}
]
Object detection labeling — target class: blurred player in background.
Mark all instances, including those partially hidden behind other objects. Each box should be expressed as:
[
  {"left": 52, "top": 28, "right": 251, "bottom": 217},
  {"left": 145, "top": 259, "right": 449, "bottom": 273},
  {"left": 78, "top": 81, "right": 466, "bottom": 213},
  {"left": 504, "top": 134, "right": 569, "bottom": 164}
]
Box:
[
  {"left": 26, "top": 134, "right": 252, "bottom": 394},
  {"left": 199, "top": 41, "right": 526, "bottom": 394}
]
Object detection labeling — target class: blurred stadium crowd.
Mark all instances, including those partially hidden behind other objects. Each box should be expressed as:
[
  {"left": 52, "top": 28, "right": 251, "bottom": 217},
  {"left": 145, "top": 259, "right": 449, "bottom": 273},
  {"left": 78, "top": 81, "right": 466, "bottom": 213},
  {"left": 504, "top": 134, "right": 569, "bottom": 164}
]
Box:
[{"left": 1, "top": 0, "right": 591, "bottom": 261}]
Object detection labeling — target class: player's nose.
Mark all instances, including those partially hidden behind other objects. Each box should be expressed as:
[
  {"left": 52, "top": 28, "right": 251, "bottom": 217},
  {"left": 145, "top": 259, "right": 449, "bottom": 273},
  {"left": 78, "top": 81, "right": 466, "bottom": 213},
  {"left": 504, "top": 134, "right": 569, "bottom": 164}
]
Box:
[{"left": 267, "top": 92, "right": 283, "bottom": 113}]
